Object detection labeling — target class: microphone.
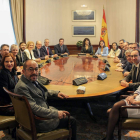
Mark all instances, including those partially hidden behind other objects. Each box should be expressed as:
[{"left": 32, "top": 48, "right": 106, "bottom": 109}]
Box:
[{"left": 38, "top": 62, "right": 44, "bottom": 68}]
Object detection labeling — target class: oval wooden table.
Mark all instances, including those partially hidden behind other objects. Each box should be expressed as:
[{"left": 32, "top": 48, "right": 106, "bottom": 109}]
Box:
[{"left": 39, "top": 55, "right": 126, "bottom": 120}]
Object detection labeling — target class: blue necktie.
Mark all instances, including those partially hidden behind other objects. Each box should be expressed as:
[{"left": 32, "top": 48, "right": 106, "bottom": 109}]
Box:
[{"left": 61, "top": 46, "right": 63, "bottom": 52}]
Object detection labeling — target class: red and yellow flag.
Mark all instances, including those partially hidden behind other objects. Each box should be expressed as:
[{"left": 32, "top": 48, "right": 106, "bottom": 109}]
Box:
[{"left": 100, "top": 7, "right": 110, "bottom": 48}]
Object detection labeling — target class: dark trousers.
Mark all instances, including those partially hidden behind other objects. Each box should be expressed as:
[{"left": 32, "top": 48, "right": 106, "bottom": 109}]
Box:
[{"left": 56, "top": 116, "right": 77, "bottom": 140}]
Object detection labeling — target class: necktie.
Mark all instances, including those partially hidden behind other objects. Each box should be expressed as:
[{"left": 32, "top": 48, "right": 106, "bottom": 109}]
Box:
[
  {"left": 22, "top": 52, "right": 24, "bottom": 62},
  {"left": 61, "top": 46, "right": 63, "bottom": 52},
  {"left": 47, "top": 47, "right": 49, "bottom": 55},
  {"left": 38, "top": 49, "right": 40, "bottom": 57},
  {"left": 32, "top": 81, "right": 49, "bottom": 108},
  {"left": 136, "top": 66, "right": 139, "bottom": 81},
  {"left": 122, "top": 49, "right": 124, "bottom": 57}
]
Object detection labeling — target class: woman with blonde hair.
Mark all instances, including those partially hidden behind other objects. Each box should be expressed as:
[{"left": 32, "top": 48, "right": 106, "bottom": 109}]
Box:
[
  {"left": 24, "top": 41, "right": 41, "bottom": 62},
  {"left": 10, "top": 44, "right": 21, "bottom": 66}
]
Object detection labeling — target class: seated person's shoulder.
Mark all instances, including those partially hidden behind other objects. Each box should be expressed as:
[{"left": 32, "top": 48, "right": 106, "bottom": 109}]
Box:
[
  {"left": 15, "top": 79, "right": 27, "bottom": 89},
  {"left": 33, "top": 49, "right": 36, "bottom": 52},
  {"left": 54, "top": 44, "right": 59, "bottom": 47},
  {"left": 0, "top": 69, "right": 8, "bottom": 79},
  {"left": 24, "top": 49, "right": 28, "bottom": 53}
]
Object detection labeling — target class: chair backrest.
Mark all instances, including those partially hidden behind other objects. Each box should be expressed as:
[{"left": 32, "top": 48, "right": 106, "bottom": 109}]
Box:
[{"left": 3, "top": 87, "right": 37, "bottom": 139}]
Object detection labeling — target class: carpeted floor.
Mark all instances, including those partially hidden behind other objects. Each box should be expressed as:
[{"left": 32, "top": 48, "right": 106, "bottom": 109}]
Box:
[{"left": 1, "top": 95, "right": 140, "bottom": 140}]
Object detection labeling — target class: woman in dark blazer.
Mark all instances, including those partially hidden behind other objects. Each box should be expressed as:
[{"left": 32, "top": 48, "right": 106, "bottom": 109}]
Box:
[
  {"left": 81, "top": 38, "right": 94, "bottom": 55},
  {"left": 0, "top": 53, "right": 18, "bottom": 115}
]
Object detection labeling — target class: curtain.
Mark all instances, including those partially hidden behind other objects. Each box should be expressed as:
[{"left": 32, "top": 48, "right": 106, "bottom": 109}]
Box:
[{"left": 10, "top": 0, "right": 23, "bottom": 46}]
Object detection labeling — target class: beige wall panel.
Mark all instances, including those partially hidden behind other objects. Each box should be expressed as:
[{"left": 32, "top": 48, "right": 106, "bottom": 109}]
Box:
[
  {"left": 106, "top": 0, "right": 136, "bottom": 44},
  {"left": 26, "top": 0, "right": 62, "bottom": 45},
  {"left": 26, "top": 0, "right": 136, "bottom": 46}
]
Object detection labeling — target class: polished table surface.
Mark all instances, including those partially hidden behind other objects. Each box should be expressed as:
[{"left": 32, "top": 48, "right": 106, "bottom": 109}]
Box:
[{"left": 40, "top": 55, "right": 126, "bottom": 99}]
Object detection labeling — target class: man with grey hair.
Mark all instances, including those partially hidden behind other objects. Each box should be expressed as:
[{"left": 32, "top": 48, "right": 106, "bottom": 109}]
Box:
[
  {"left": 122, "top": 49, "right": 133, "bottom": 77},
  {"left": 115, "top": 49, "right": 133, "bottom": 73},
  {"left": 0, "top": 44, "right": 9, "bottom": 64},
  {"left": 33, "top": 41, "right": 48, "bottom": 60},
  {"left": 42, "top": 39, "right": 58, "bottom": 58}
]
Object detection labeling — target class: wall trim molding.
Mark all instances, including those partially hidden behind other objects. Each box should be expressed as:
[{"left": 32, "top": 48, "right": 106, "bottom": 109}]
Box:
[{"left": 49, "top": 45, "right": 111, "bottom": 54}]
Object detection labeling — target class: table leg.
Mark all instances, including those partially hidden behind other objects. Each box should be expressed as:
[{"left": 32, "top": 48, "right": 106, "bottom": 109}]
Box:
[{"left": 85, "top": 102, "right": 96, "bottom": 122}]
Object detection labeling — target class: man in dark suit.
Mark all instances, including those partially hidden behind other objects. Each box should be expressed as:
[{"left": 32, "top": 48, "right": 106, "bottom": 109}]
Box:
[
  {"left": 17, "top": 42, "right": 28, "bottom": 64},
  {"left": 14, "top": 59, "right": 77, "bottom": 140},
  {"left": 42, "top": 39, "right": 58, "bottom": 59},
  {"left": 121, "top": 49, "right": 140, "bottom": 91},
  {"left": 33, "top": 41, "right": 47, "bottom": 60},
  {"left": 114, "top": 39, "right": 126, "bottom": 63},
  {"left": 0, "top": 44, "right": 9, "bottom": 64},
  {"left": 122, "top": 49, "right": 133, "bottom": 77},
  {"left": 54, "top": 38, "right": 69, "bottom": 56}
]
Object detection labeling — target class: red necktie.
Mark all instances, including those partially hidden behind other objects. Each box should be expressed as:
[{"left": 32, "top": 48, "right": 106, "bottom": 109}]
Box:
[{"left": 47, "top": 48, "right": 49, "bottom": 55}]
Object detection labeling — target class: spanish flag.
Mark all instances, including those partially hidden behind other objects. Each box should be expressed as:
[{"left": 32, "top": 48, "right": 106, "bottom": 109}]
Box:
[{"left": 100, "top": 7, "right": 110, "bottom": 48}]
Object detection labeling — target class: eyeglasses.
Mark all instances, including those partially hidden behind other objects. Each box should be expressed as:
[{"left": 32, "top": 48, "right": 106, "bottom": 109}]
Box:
[
  {"left": 131, "top": 55, "right": 138, "bottom": 58},
  {"left": 26, "top": 67, "right": 39, "bottom": 72},
  {"left": 2, "top": 49, "right": 9, "bottom": 52},
  {"left": 126, "top": 55, "right": 131, "bottom": 58}
]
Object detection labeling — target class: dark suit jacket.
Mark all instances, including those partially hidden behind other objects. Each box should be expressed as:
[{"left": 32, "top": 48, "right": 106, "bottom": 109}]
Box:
[
  {"left": 118, "top": 49, "right": 126, "bottom": 61},
  {"left": 33, "top": 47, "right": 46, "bottom": 60},
  {"left": 17, "top": 49, "right": 29, "bottom": 63},
  {"left": 16, "top": 55, "right": 23, "bottom": 66},
  {"left": 0, "top": 68, "right": 18, "bottom": 105},
  {"left": 14, "top": 75, "right": 60, "bottom": 133},
  {"left": 54, "top": 44, "right": 69, "bottom": 56},
  {"left": 123, "top": 64, "right": 140, "bottom": 90},
  {"left": 0, "top": 54, "right": 2, "bottom": 66},
  {"left": 81, "top": 46, "right": 95, "bottom": 55},
  {"left": 122, "top": 62, "right": 132, "bottom": 74},
  {"left": 41, "top": 46, "right": 53, "bottom": 56}
]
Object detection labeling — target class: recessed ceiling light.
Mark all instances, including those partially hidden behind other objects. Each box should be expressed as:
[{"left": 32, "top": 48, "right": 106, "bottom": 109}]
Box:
[{"left": 81, "top": 5, "right": 87, "bottom": 7}]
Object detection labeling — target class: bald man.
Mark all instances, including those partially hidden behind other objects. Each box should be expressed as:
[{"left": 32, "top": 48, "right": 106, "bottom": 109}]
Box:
[
  {"left": 14, "top": 60, "right": 77, "bottom": 139},
  {"left": 33, "top": 41, "right": 48, "bottom": 60}
]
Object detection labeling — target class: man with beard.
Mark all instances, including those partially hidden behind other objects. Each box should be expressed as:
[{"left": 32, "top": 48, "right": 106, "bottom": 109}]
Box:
[
  {"left": 14, "top": 60, "right": 77, "bottom": 140},
  {"left": 121, "top": 49, "right": 140, "bottom": 91},
  {"left": 17, "top": 42, "right": 28, "bottom": 65}
]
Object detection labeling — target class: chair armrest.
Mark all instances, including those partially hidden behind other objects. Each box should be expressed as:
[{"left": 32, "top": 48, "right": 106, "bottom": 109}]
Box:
[
  {"left": 119, "top": 105, "right": 140, "bottom": 119},
  {"left": 0, "top": 104, "right": 13, "bottom": 108},
  {"left": 121, "top": 106, "right": 140, "bottom": 109},
  {"left": 120, "top": 95, "right": 129, "bottom": 99},
  {"left": 125, "top": 91, "right": 134, "bottom": 95},
  {"left": 33, "top": 115, "right": 50, "bottom": 120}
]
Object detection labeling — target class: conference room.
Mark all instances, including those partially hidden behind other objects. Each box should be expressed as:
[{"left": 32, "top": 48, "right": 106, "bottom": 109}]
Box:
[{"left": 0, "top": 0, "right": 140, "bottom": 140}]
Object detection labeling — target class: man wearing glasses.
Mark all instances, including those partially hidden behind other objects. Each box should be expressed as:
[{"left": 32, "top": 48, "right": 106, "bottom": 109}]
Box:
[
  {"left": 17, "top": 42, "right": 29, "bottom": 65},
  {"left": 14, "top": 60, "right": 77, "bottom": 140},
  {"left": 121, "top": 50, "right": 140, "bottom": 91},
  {"left": 122, "top": 49, "right": 133, "bottom": 77},
  {"left": 115, "top": 49, "right": 133, "bottom": 75}
]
